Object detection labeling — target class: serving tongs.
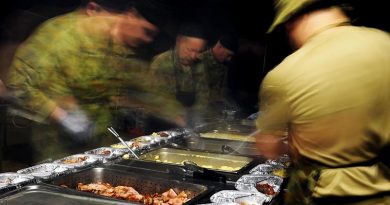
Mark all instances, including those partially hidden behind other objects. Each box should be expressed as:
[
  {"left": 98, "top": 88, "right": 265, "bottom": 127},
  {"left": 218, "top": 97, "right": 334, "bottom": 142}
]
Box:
[
  {"left": 182, "top": 160, "right": 226, "bottom": 183},
  {"left": 107, "top": 127, "right": 139, "bottom": 159}
]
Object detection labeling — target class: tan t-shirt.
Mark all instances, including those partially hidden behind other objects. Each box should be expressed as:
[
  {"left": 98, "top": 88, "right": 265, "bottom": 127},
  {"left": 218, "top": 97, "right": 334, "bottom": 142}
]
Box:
[{"left": 257, "top": 26, "right": 390, "bottom": 197}]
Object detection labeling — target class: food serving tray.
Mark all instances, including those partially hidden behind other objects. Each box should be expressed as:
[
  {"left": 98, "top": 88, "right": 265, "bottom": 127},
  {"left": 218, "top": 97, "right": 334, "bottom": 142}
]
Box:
[
  {"left": 53, "top": 154, "right": 102, "bottom": 168},
  {"left": 17, "top": 163, "right": 71, "bottom": 180},
  {"left": 199, "top": 132, "right": 255, "bottom": 142},
  {"left": 171, "top": 137, "right": 259, "bottom": 156},
  {"left": 235, "top": 174, "right": 283, "bottom": 202},
  {"left": 0, "top": 173, "right": 35, "bottom": 194},
  {"left": 48, "top": 167, "right": 209, "bottom": 204},
  {"left": 0, "top": 184, "right": 135, "bottom": 205},
  {"left": 139, "top": 148, "right": 254, "bottom": 173},
  {"left": 210, "top": 190, "right": 266, "bottom": 204},
  {"left": 110, "top": 140, "right": 149, "bottom": 151},
  {"left": 84, "top": 147, "right": 126, "bottom": 161}
]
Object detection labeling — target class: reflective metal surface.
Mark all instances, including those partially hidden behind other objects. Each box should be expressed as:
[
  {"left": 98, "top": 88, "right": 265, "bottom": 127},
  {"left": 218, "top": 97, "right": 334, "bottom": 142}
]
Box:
[
  {"left": 194, "top": 122, "right": 257, "bottom": 142},
  {"left": 139, "top": 148, "right": 253, "bottom": 173},
  {"left": 0, "top": 184, "right": 135, "bottom": 205},
  {"left": 173, "top": 137, "right": 259, "bottom": 156},
  {"left": 49, "top": 167, "right": 209, "bottom": 204}
]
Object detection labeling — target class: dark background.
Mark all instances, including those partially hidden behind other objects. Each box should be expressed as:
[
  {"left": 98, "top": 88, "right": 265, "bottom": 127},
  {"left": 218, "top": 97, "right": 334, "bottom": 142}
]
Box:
[
  {"left": 0, "top": 0, "right": 388, "bottom": 115},
  {"left": 0, "top": 0, "right": 388, "bottom": 171}
]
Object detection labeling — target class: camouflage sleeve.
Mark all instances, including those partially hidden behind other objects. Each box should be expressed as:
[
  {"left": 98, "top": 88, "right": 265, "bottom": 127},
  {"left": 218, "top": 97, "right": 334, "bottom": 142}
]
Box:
[
  {"left": 191, "top": 62, "right": 210, "bottom": 112},
  {"left": 7, "top": 55, "right": 59, "bottom": 121},
  {"left": 147, "top": 51, "right": 186, "bottom": 120},
  {"left": 201, "top": 50, "right": 229, "bottom": 103},
  {"left": 149, "top": 51, "right": 176, "bottom": 98},
  {"left": 6, "top": 24, "right": 72, "bottom": 121}
]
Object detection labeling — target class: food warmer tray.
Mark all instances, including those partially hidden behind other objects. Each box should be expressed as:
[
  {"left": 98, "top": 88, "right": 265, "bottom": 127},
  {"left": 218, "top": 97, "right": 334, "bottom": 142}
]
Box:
[
  {"left": 48, "top": 167, "right": 210, "bottom": 205},
  {"left": 169, "top": 137, "right": 260, "bottom": 157},
  {"left": 0, "top": 184, "right": 135, "bottom": 205},
  {"left": 138, "top": 148, "right": 255, "bottom": 174},
  {"left": 192, "top": 121, "right": 257, "bottom": 142}
]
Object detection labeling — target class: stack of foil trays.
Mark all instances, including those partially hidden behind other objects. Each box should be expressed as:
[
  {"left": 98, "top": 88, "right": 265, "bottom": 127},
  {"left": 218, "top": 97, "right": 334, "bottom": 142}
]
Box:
[
  {"left": 84, "top": 147, "right": 126, "bottom": 162},
  {"left": 17, "top": 163, "right": 71, "bottom": 180},
  {"left": 53, "top": 154, "right": 103, "bottom": 169},
  {"left": 0, "top": 173, "right": 35, "bottom": 194},
  {"left": 208, "top": 154, "right": 290, "bottom": 205}
]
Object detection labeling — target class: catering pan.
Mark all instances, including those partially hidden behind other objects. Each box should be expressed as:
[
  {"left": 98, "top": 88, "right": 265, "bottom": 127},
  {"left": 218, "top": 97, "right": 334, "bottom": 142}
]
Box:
[
  {"left": 139, "top": 148, "right": 254, "bottom": 174},
  {"left": 0, "top": 184, "right": 135, "bottom": 205},
  {"left": 169, "top": 137, "right": 259, "bottom": 157},
  {"left": 194, "top": 122, "right": 257, "bottom": 142},
  {"left": 49, "top": 167, "right": 210, "bottom": 204}
]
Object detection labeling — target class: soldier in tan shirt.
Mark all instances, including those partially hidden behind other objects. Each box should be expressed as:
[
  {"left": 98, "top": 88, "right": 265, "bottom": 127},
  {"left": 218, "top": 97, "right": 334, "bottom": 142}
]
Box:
[{"left": 255, "top": 0, "right": 390, "bottom": 204}]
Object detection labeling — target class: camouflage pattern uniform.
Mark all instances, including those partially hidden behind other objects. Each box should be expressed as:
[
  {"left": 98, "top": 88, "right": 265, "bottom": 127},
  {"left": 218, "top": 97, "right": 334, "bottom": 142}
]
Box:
[
  {"left": 200, "top": 49, "right": 229, "bottom": 105},
  {"left": 150, "top": 49, "right": 210, "bottom": 123},
  {"left": 6, "top": 10, "right": 183, "bottom": 161}
]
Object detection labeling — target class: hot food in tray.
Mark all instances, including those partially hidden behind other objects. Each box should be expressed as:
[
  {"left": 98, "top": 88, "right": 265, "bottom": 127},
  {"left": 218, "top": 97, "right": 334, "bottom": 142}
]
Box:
[{"left": 75, "top": 182, "right": 188, "bottom": 205}]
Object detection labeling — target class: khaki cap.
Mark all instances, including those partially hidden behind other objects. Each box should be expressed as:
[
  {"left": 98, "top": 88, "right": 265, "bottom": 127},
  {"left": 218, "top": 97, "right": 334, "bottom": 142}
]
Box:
[{"left": 268, "top": 0, "right": 319, "bottom": 33}]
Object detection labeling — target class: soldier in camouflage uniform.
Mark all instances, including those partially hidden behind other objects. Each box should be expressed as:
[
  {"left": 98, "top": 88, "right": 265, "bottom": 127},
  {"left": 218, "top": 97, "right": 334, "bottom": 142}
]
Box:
[
  {"left": 149, "top": 24, "right": 209, "bottom": 126},
  {"left": 200, "top": 34, "right": 238, "bottom": 112},
  {"left": 5, "top": 0, "right": 184, "bottom": 162}
]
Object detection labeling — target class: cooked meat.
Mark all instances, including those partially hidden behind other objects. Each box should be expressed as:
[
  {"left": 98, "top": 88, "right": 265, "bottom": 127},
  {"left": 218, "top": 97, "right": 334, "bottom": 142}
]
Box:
[
  {"left": 157, "top": 132, "right": 170, "bottom": 137},
  {"left": 100, "top": 150, "right": 111, "bottom": 155},
  {"left": 76, "top": 183, "right": 188, "bottom": 205},
  {"left": 63, "top": 156, "right": 87, "bottom": 164},
  {"left": 255, "top": 183, "right": 276, "bottom": 195}
]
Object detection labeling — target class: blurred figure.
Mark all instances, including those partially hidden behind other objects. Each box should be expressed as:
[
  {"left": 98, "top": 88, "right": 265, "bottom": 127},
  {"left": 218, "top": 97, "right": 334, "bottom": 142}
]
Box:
[
  {"left": 5, "top": 0, "right": 183, "bottom": 162},
  {"left": 201, "top": 33, "right": 239, "bottom": 116},
  {"left": 255, "top": 0, "right": 390, "bottom": 204},
  {"left": 149, "top": 23, "right": 209, "bottom": 127}
]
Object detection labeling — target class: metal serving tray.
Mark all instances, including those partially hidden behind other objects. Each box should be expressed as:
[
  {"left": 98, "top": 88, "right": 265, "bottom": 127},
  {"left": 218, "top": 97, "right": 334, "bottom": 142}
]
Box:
[
  {"left": 171, "top": 137, "right": 259, "bottom": 156},
  {"left": 0, "top": 184, "right": 135, "bottom": 205},
  {"left": 49, "top": 167, "right": 209, "bottom": 204},
  {"left": 139, "top": 148, "right": 254, "bottom": 173},
  {"left": 195, "top": 122, "right": 257, "bottom": 142}
]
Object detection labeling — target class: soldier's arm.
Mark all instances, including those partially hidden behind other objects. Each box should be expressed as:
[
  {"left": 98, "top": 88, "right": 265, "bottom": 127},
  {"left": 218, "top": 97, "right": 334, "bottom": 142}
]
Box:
[{"left": 255, "top": 74, "right": 289, "bottom": 159}]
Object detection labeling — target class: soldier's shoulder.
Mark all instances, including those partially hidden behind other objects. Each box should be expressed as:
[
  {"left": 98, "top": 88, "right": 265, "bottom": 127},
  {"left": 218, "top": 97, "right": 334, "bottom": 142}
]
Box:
[
  {"left": 150, "top": 50, "right": 174, "bottom": 72},
  {"left": 152, "top": 50, "right": 173, "bottom": 62}
]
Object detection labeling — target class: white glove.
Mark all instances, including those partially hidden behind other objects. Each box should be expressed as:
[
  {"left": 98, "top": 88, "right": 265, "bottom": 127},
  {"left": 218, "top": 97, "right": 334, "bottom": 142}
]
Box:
[{"left": 58, "top": 109, "right": 94, "bottom": 144}]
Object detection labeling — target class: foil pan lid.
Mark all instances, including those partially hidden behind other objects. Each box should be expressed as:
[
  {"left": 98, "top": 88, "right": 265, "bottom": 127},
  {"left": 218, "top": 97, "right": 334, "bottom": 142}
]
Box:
[
  {"left": 210, "top": 190, "right": 266, "bottom": 205},
  {"left": 17, "top": 163, "right": 70, "bottom": 179},
  {"left": 53, "top": 154, "right": 102, "bottom": 168},
  {"left": 199, "top": 203, "right": 239, "bottom": 205},
  {"left": 235, "top": 174, "right": 283, "bottom": 202},
  {"left": 0, "top": 173, "right": 35, "bottom": 188},
  {"left": 84, "top": 147, "right": 125, "bottom": 159}
]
